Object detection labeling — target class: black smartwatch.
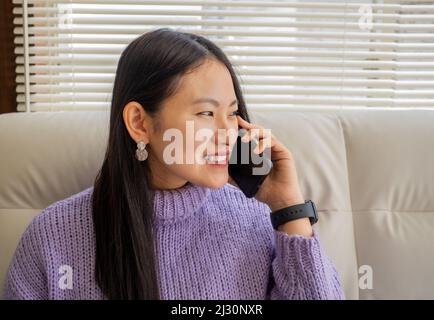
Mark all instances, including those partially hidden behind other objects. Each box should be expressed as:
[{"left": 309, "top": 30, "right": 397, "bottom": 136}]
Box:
[{"left": 270, "top": 200, "right": 318, "bottom": 230}]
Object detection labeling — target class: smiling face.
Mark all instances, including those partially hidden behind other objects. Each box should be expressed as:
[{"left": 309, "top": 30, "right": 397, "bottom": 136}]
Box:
[{"left": 123, "top": 58, "right": 240, "bottom": 190}]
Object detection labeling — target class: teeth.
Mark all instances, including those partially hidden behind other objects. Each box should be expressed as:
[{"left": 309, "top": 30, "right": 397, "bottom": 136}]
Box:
[{"left": 204, "top": 155, "right": 227, "bottom": 162}]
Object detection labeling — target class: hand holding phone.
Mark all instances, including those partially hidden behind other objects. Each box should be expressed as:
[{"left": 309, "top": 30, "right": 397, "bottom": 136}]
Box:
[{"left": 228, "top": 127, "right": 273, "bottom": 198}]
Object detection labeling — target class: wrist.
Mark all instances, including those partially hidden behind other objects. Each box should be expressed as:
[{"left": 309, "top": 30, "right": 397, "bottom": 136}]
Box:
[
  {"left": 268, "top": 194, "right": 304, "bottom": 212},
  {"left": 269, "top": 195, "right": 317, "bottom": 238},
  {"left": 277, "top": 218, "right": 313, "bottom": 237}
]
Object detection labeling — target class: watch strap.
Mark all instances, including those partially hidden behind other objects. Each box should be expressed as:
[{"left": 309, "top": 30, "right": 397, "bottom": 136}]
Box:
[{"left": 270, "top": 200, "right": 318, "bottom": 229}]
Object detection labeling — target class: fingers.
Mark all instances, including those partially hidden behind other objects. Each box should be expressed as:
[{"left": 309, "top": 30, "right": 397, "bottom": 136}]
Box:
[
  {"left": 237, "top": 116, "right": 262, "bottom": 136},
  {"left": 237, "top": 115, "right": 293, "bottom": 164},
  {"left": 240, "top": 126, "right": 271, "bottom": 144},
  {"left": 237, "top": 115, "right": 276, "bottom": 154},
  {"left": 253, "top": 135, "right": 274, "bottom": 154},
  {"left": 236, "top": 115, "right": 255, "bottom": 129}
]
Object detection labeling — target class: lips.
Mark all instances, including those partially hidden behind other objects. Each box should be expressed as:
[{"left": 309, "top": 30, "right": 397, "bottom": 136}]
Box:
[
  {"left": 203, "top": 154, "right": 227, "bottom": 163},
  {"left": 203, "top": 149, "right": 230, "bottom": 163}
]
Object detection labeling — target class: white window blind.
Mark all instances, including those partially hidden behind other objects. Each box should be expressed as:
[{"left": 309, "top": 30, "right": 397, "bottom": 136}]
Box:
[{"left": 13, "top": 0, "right": 434, "bottom": 112}]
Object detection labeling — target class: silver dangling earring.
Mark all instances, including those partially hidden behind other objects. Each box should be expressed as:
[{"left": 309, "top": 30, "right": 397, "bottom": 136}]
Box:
[{"left": 135, "top": 140, "right": 148, "bottom": 161}]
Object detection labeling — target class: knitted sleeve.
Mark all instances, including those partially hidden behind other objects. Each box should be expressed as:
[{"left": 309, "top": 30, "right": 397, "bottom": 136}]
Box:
[
  {"left": 2, "top": 212, "right": 48, "bottom": 300},
  {"left": 266, "top": 230, "right": 345, "bottom": 300}
]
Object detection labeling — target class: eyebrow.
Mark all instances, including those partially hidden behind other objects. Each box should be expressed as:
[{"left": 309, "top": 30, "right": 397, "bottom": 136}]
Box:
[{"left": 192, "top": 98, "right": 238, "bottom": 107}]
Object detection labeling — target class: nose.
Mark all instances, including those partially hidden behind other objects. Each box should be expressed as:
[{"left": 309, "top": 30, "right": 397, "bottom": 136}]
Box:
[{"left": 213, "top": 117, "right": 238, "bottom": 147}]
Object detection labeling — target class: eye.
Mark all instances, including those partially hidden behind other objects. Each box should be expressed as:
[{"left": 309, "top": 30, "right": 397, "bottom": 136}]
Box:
[
  {"left": 229, "top": 110, "right": 239, "bottom": 117},
  {"left": 197, "top": 111, "right": 214, "bottom": 117}
]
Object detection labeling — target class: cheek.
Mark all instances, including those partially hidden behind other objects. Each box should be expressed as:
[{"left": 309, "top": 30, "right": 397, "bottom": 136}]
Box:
[
  {"left": 152, "top": 117, "right": 238, "bottom": 165},
  {"left": 193, "top": 120, "right": 239, "bottom": 147}
]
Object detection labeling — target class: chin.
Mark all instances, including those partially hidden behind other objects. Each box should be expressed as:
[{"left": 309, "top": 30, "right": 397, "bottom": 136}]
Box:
[
  {"left": 206, "top": 181, "right": 227, "bottom": 189},
  {"left": 194, "top": 174, "right": 228, "bottom": 189}
]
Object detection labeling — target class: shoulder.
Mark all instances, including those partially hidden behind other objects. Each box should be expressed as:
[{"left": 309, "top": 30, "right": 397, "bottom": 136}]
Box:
[
  {"left": 25, "top": 186, "right": 94, "bottom": 244},
  {"left": 3, "top": 187, "right": 95, "bottom": 299}
]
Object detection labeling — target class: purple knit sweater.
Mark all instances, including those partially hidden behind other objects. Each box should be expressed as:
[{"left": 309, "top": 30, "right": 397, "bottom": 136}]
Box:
[{"left": 3, "top": 182, "right": 344, "bottom": 300}]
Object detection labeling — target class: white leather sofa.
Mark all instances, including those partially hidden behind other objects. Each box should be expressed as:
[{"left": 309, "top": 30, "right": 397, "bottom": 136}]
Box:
[{"left": 1, "top": 107, "right": 433, "bottom": 300}]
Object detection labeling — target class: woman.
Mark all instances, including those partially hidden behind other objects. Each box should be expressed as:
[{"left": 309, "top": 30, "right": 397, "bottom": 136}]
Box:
[{"left": 3, "top": 28, "right": 344, "bottom": 300}]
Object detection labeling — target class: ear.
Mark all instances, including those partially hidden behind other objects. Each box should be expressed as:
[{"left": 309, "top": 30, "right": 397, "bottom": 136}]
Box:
[{"left": 122, "top": 101, "right": 152, "bottom": 144}]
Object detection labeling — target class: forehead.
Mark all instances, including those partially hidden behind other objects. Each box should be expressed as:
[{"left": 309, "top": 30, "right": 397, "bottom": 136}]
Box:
[{"left": 175, "top": 59, "right": 236, "bottom": 102}]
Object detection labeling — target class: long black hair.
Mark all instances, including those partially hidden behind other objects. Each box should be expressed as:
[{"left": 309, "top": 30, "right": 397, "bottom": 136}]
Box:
[{"left": 91, "top": 28, "right": 251, "bottom": 299}]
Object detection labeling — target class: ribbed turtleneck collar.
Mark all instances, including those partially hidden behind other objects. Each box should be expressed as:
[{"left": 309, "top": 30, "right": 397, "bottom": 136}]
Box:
[{"left": 152, "top": 181, "right": 211, "bottom": 224}]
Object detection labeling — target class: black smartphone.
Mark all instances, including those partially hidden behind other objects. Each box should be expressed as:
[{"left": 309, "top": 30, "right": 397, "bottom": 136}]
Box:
[{"left": 228, "top": 127, "right": 273, "bottom": 198}]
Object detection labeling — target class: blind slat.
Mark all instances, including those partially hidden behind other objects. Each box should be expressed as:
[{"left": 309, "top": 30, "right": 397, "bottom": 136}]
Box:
[
  {"left": 14, "top": 60, "right": 434, "bottom": 75},
  {"left": 13, "top": 17, "right": 434, "bottom": 31},
  {"left": 12, "top": 7, "right": 434, "bottom": 22},
  {"left": 14, "top": 41, "right": 434, "bottom": 53},
  {"left": 15, "top": 69, "right": 434, "bottom": 83},
  {"left": 14, "top": 27, "right": 434, "bottom": 41},
  {"left": 15, "top": 79, "right": 434, "bottom": 91},
  {"left": 12, "top": 0, "right": 434, "bottom": 12}
]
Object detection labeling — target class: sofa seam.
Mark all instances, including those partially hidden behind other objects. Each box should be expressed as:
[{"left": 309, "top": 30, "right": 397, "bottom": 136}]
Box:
[{"left": 336, "top": 111, "right": 361, "bottom": 300}]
